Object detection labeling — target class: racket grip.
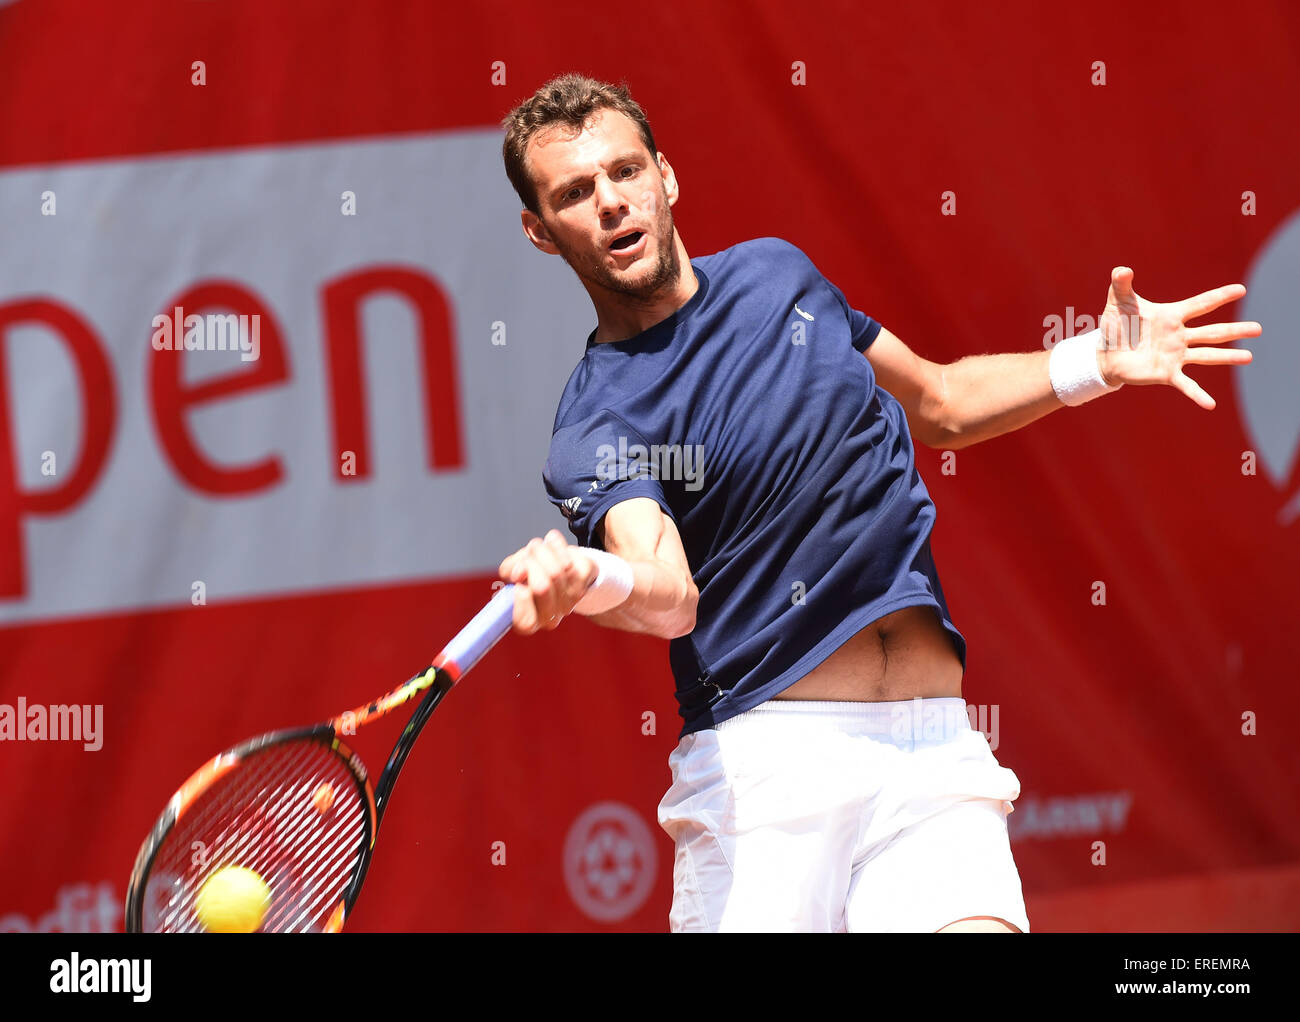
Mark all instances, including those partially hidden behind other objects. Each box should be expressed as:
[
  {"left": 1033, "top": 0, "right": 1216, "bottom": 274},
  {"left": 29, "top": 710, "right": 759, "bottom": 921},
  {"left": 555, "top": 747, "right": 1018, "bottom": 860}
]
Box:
[{"left": 437, "top": 583, "right": 517, "bottom": 677}]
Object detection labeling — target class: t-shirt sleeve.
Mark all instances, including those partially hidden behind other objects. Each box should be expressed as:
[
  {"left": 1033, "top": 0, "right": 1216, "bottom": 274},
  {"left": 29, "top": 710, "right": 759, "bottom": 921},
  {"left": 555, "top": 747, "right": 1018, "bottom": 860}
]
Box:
[
  {"left": 543, "top": 408, "right": 677, "bottom": 550},
  {"left": 820, "top": 274, "right": 883, "bottom": 353},
  {"left": 765, "top": 238, "right": 882, "bottom": 352}
]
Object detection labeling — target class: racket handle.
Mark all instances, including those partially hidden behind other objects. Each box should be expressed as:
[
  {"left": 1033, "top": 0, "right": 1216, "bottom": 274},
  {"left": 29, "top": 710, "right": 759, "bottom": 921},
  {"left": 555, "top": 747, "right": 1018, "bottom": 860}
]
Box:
[{"left": 437, "top": 583, "right": 517, "bottom": 678}]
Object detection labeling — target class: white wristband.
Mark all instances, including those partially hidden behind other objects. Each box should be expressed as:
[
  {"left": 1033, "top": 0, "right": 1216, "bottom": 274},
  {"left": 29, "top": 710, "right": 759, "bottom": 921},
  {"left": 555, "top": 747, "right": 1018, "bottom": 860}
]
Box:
[
  {"left": 572, "top": 548, "right": 634, "bottom": 615},
  {"left": 1049, "top": 328, "right": 1122, "bottom": 406}
]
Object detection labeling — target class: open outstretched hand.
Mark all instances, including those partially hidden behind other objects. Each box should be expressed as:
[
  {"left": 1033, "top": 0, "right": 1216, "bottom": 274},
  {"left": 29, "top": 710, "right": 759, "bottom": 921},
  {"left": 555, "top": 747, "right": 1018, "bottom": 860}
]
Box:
[{"left": 1097, "top": 267, "right": 1260, "bottom": 410}]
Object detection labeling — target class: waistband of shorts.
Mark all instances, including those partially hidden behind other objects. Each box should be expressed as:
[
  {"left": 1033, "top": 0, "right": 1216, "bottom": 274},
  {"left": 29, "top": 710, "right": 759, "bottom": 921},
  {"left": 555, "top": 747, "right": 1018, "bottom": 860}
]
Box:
[{"left": 712, "top": 697, "right": 973, "bottom": 741}]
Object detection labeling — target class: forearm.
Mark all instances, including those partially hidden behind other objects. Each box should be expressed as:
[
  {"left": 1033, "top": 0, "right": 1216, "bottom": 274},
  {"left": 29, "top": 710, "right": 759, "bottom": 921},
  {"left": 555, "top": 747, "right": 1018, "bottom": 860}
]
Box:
[
  {"left": 584, "top": 555, "right": 697, "bottom": 639},
  {"left": 503, "top": 506, "right": 697, "bottom": 640},
  {"left": 933, "top": 349, "right": 1068, "bottom": 449}
]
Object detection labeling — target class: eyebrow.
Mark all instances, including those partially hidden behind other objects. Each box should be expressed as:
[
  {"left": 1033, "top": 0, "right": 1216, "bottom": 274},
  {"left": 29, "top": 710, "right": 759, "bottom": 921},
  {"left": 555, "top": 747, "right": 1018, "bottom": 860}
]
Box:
[{"left": 551, "top": 151, "right": 647, "bottom": 201}]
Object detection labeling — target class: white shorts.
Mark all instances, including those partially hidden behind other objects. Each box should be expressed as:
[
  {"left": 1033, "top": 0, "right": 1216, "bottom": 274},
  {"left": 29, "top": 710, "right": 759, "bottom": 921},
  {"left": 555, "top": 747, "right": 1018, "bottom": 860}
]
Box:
[{"left": 656, "top": 697, "right": 1030, "bottom": 932}]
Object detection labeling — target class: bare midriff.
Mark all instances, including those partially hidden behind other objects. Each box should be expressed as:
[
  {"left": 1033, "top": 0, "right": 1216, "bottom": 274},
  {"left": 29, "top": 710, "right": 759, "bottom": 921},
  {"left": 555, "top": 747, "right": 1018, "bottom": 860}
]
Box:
[{"left": 771, "top": 604, "right": 964, "bottom": 702}]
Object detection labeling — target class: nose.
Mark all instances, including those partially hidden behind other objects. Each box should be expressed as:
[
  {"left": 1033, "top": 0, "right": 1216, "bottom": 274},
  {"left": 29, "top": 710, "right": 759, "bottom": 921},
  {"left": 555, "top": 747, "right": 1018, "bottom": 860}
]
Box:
[{"left": 593, "top": 173, "right": 627, "bottom": 220}]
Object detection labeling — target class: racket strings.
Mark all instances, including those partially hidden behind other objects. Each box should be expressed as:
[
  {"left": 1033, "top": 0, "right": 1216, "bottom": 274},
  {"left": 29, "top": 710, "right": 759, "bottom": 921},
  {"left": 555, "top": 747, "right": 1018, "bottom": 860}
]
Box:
[{"left": 143, "top": 740, "right": 368, "bottom": 932}]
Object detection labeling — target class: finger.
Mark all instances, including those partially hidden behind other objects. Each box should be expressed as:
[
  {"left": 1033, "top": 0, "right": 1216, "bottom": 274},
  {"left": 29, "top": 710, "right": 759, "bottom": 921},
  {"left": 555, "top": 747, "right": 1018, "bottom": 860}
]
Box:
[
  {"left": 500, "top": 551, "right": 531, "bottom": 584},
  {"left": 528, "top": 535, "right": 567, "bottom": 583},
  {"left": 1172, "top": 369, "right": 1215, "bottom": 410},
  {"left": 501, "top": 538, "right": 544, "bottom": 582},
  {"left": 568, "top": 547, "right": 598, "bottom": 590},
  {"left": 1181, "top": 346, "right": 1253, "bottom": 366},
  {"left": 526, "top": 538, "right": 571, "bottom": 625},
  {"left": 539, "top": 531, "right": 590, "bottom": 595},
  {"left": 1178, "top": 283, "right": 1246, "bottom": 321},
  {"left": 1110, "top": 266, "right": 1136, "bottom": 303},
  {"left": 499, "top": 550, "right": 521, "bottom": 579},
  {"left": 1183, "top": 321, "right": 1261, "bottom": 345},
  {"left": 524, "top": 553, "right": 559, "bottom": 628},
  {"left": 513, "top": 580, "right": 540, "bottom": 634}
]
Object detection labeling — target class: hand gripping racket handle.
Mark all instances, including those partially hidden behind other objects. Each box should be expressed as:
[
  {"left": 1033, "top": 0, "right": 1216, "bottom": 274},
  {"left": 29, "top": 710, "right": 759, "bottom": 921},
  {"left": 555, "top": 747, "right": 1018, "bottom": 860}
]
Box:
[{"left": 436, "top": 552, "right": 632, "bottom": 680}]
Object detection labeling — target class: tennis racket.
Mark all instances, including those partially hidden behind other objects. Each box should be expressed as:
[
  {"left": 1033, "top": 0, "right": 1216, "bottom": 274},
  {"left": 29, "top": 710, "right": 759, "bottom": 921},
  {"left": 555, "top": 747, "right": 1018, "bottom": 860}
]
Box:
[{"left": 124, "top": 583, "right": 518, "bottom": 933}]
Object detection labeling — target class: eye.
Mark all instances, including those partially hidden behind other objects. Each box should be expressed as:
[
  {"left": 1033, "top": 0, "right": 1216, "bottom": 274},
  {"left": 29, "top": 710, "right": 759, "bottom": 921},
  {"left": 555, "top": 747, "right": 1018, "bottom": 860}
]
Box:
[
  {"left": 619, "top": 165, "right": 637, "bottom": 178},
  {"left": 563, "top": 186, "right": 582, "bottom": 202}
]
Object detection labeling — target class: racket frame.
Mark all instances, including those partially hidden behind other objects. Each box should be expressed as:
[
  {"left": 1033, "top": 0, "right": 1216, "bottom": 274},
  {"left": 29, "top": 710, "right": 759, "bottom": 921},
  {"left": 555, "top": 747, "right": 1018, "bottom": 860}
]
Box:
[
  {"left": 123, "top": 724, "right": 374, "bottom": 934},
  {"left": 124, "top": 584, "right": 515, "bottom": 933}
]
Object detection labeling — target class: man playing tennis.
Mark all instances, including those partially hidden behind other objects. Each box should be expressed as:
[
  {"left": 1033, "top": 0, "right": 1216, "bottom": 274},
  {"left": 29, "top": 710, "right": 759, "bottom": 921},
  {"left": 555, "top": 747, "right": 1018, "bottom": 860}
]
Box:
[{"left": 495, "top": 74, "right": 1258, "bottom": 932}]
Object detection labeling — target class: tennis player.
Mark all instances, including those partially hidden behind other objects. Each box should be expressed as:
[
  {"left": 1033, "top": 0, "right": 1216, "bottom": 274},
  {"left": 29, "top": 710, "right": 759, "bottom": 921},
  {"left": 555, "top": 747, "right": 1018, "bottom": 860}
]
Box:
[{"left": 495, "top": 74, "right": 1258, "bottom": 932}]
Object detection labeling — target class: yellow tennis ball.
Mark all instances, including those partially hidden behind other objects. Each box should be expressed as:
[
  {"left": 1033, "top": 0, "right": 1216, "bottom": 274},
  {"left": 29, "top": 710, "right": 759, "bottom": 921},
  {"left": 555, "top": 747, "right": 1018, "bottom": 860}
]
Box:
[
  {"left": 195, "top": 865, "right": 270, "bottom": 933},
  {"left": 312, "top": 782, "right": 335, "bottom": 814}
]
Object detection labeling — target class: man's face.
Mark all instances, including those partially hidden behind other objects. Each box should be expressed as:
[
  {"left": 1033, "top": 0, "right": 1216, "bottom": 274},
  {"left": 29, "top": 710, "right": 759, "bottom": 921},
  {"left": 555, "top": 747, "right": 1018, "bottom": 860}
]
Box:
[{"left": 522, "top": 108, "right": 680, "bottom": 299}]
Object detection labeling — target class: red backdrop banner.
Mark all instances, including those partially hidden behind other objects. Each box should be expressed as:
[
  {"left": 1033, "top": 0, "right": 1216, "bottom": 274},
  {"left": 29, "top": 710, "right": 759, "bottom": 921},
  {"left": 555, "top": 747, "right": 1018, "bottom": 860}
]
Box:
[{"left": 0, "top": 0, "right": 1297, "bottom": 931}]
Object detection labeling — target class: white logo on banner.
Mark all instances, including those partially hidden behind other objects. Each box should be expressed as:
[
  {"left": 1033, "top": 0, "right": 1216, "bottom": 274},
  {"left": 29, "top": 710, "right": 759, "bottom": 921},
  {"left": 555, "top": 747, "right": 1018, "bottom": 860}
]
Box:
[
  {"left": 0, "top": 131, "right": 592, "bottom": 622},
  {"left": 1007, "top": 790, "right": 1133, "bottom": 842},
  {"left": 563, "top": 801, "right": 658, "bottom": 923},
  {"left": 1237, "top": 206, "right": 1300, "bottom": 524}
]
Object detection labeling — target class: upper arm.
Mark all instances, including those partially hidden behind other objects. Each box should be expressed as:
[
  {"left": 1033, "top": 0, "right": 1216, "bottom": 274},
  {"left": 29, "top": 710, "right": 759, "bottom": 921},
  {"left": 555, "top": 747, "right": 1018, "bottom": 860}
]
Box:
[
  {"left": 805, "top": 250, "right": 950, "bottom": 447},
  {"left": 544, "top": 411, "right": 676, "bottom": 547},
  {"left": 598, "top": 497, "right": 691, "bottom": 577},
  {"left": 864, "top": 326, "right": 951, "bottom": 448}
]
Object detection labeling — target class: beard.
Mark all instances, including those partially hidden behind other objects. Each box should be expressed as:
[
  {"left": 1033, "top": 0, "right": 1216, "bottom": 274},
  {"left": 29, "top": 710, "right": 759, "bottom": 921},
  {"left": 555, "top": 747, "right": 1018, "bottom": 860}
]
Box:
[{"left": 553, "top": 202, "right": 682, "bottom": 303}]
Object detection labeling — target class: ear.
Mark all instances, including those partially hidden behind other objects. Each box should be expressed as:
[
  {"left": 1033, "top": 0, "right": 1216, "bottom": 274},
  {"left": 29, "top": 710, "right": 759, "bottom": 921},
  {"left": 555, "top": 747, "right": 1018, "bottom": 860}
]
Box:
[
  {"left": 657, "top": 153, "right": 680, "bottom": 208},
  {"left": 521, "top": 209, "right": 560, "bottom": 255}
]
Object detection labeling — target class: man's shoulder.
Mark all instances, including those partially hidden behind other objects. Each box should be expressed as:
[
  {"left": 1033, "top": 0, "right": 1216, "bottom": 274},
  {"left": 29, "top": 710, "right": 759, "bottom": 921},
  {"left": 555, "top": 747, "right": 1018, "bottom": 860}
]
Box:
[
  {"left": 549, "top": 355, "right": 594, "bottom": 433},
  {"left": 543, "top": 407, "right": 648, "bottom": 495},
  {"left": 701, "top": 235, "right": 812, "bottom": 270}
]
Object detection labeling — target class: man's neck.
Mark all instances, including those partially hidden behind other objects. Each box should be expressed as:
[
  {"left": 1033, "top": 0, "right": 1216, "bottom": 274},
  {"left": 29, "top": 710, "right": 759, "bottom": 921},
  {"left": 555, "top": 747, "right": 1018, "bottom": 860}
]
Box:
[{"left": 588, "top": 233, "right": 698, "bottom": 344}]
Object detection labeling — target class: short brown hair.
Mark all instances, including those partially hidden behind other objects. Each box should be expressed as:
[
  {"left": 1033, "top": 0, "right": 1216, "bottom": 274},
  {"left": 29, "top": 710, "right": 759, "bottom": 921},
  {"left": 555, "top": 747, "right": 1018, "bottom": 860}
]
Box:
[{"left": 501, "top": 73, "right": 658, "bottom": 216}]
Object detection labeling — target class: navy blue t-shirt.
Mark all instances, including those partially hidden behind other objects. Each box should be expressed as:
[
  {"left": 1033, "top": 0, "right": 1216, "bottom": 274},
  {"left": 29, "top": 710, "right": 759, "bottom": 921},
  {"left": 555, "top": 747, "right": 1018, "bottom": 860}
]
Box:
[{"left": 544, "top": 237, "right": 966, "bottom": 737}]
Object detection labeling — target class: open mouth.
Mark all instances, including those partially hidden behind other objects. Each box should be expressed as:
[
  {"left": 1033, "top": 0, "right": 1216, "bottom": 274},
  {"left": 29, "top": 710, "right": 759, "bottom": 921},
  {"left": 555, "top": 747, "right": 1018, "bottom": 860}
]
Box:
[{"left": 609, "top": 230, "right": 644, "bottom": 251}]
